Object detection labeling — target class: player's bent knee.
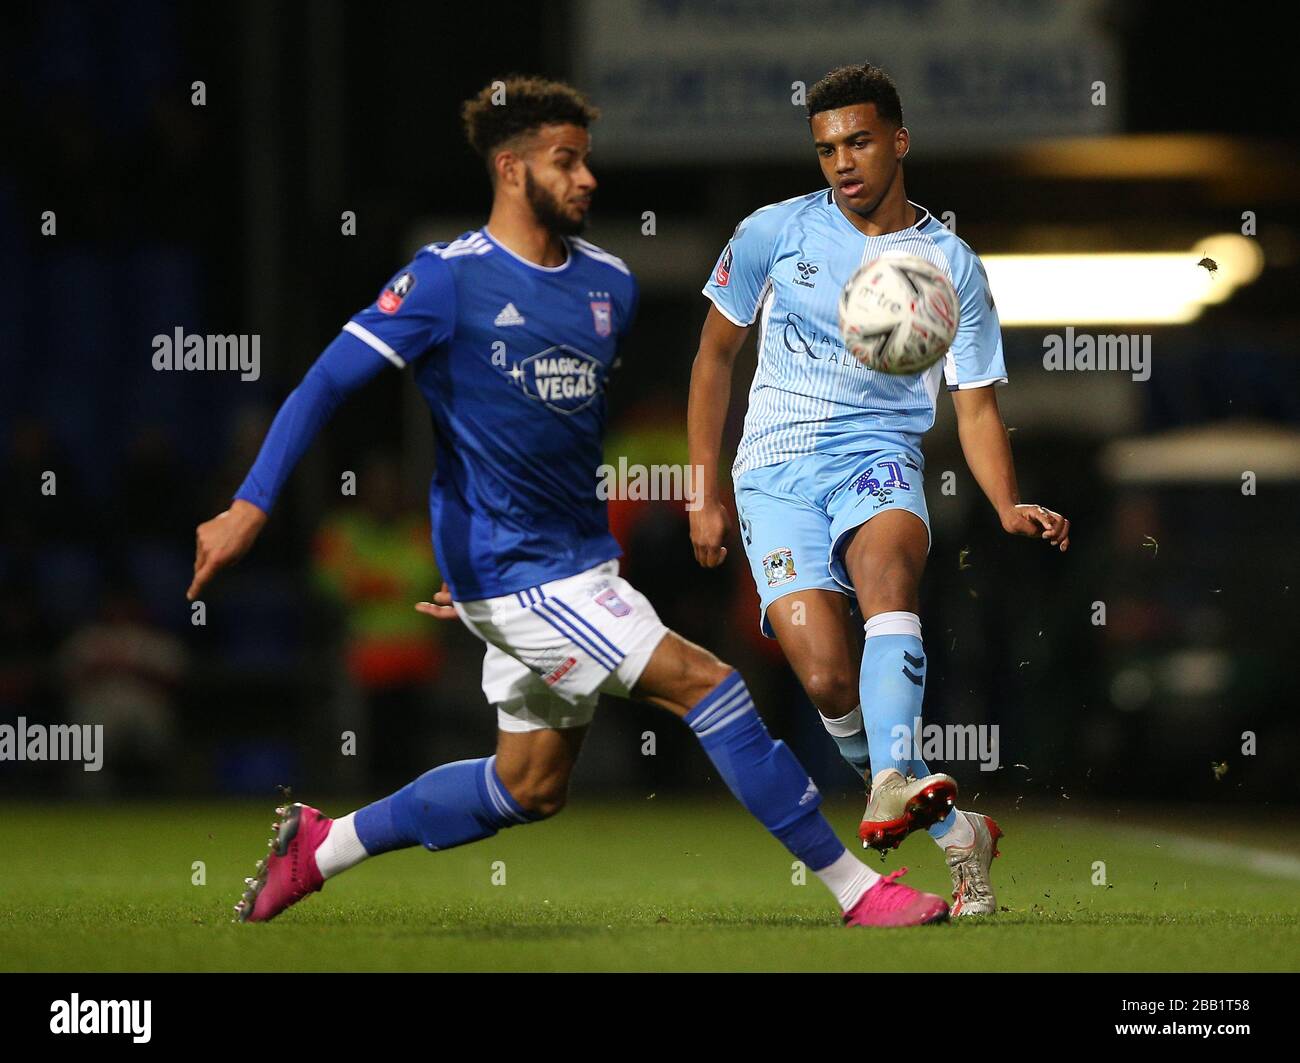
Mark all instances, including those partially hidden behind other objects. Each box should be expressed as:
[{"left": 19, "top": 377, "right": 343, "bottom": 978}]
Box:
[
  {"left": 505, "top": 777, "right": 569, "bottom": 819},
  {"left": 638, "top": 632, "right": 735, "bottom": 710},
  {"left": 675, "top": 639, "right": 733, "bottom": 703},
  {"left": 691, "top": 663, "right": 738, "bottom": 710},
  {"left": 859, "top": 567, "right": 922, "bottom": 616},
  {"left": 803, "top": 670, "right": 859, "bottom": 716},
  {"left": 493, "top": 755, "right": 571, "bottom": 820},
  {"left": 520, "top": 794, "right": 567, "bottom": 819}
]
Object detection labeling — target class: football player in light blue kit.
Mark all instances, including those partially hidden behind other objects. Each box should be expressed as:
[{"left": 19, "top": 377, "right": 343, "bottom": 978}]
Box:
[
  {"left": 189, "top": 77, "right": 949, "bottom": 928},
  {"left": 688, "top": 64, "right": 1071, "bottom": 915}
]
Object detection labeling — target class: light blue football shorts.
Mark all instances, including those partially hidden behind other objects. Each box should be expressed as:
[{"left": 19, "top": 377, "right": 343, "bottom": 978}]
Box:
[{"left": 734, "top": 450, "right": 930, "bottom": 638}]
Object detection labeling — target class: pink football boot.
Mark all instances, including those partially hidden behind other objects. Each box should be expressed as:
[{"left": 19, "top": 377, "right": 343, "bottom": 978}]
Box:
[
  {"left": 842, "top": 866, "right": 950, "bottom": 927},
  {"left": 235, "top": 802, "right": 331, "bottom": 923}
]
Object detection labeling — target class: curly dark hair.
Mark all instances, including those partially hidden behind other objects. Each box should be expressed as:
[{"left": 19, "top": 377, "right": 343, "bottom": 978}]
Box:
[
  {"left": 806, "top": 64, "right": 903, "bottom": 126},
  {"left": 461, "top": 75, "right": 600, "bottom": 167}
]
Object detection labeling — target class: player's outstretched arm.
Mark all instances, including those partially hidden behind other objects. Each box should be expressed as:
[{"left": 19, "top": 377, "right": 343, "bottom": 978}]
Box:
[
  {"left": 188, "top": 500, "right": 268, "bottom": 601},
  {"left": 687, "top": 305, "right": 749, "bottom": 567},
  {"left": 951, "top": 385, "right": 1070, "bottom": 552},
  {"left": 186, "top": 334, "right": 394, "bottom": 601}
]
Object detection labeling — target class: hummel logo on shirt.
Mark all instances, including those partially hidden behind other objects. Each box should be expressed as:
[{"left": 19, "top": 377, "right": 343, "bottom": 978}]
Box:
[{"left": 494, "top": 302, "right": 525, "bottom": 326}]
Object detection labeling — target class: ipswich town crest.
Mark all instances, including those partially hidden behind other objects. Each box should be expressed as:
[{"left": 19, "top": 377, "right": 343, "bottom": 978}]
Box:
[
  {"left": 594, "top": 586, "right": 632, "bottom": 617},
  {"left": 590, "top": 300, "right": 612, "bottom": 337}
]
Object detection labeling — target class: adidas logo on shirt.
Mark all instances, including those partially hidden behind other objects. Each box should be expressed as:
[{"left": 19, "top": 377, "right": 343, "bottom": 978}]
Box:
[{"left": 494, "top": 302, "right": 525, "bottom": 327}]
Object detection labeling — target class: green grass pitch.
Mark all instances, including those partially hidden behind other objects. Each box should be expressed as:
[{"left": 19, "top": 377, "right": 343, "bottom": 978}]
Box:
[{"left": 1, "top": 797, "right": 1296, "bottom": 972}]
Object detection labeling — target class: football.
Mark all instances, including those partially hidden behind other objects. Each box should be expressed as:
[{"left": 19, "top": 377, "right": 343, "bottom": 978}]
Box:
[{"left": 838, "top": 252, "right": 961, "bottom": 374}]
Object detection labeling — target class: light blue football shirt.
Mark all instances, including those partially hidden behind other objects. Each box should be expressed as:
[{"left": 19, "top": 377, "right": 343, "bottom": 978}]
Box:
[{"left": 702, "top": 190, "right": 1007, "bottom": 478}]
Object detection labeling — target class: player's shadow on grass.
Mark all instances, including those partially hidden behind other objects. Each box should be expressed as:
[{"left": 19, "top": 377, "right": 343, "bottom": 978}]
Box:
[{"left": 256, "top": 906, "right": 847, "bottom": 933}]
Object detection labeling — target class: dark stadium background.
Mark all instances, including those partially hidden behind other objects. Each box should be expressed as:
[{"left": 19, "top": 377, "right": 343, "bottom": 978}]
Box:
[{"left": 2, "top": 0, "right": 1296, "bottom": 812}]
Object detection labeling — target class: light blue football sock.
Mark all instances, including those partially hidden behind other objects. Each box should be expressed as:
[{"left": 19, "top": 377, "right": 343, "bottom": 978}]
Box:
[
  {"left": 859, "top": 611, "right": 960, "bottom": 838},
  {"left": 686, "top": 671, "right": 845, "bottom": 872},
  {"left": 821, "top": 704, "right": 872, "bottom": 779},
  {"left": 861, "top": 610, "right": 928, "bottom": 780},
  {"left": 910, "top": 755, "right": 959, "bottom": 838},
  {"left": 353, "top": 755, "right": 542, "bottom": 854}
]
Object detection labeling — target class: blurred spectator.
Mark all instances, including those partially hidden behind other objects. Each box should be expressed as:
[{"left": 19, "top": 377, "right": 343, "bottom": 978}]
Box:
[
  {"left": 0, "top": 574, "right": 58, "bottom": 723},
  {"left": 311, "top": 454, "right": 441, "bottom": 785},
  {"left": 56, "top": 582, "right": 186, "bottom": 795}
]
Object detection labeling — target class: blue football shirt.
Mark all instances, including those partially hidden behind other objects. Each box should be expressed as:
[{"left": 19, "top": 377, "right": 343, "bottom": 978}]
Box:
[{"left": 265, "top": 227, "right": 639, "bottom": 601}]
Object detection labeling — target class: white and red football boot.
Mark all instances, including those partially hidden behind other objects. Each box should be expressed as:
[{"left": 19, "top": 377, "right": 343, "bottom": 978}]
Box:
[
  {"left": 858, "top": 769, "right": 958, "bottom": 853},
  {"left": 946, "top": 811, "right": 1003, "bottom": 917}
]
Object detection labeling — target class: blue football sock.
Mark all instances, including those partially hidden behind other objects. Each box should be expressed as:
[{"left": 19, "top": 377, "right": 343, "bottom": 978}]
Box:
[
  {"left": 686, "top": 671, "right": 845, "bottom": 873},
  {"left": 821, "top": 704, "right": 872, "bottom": 779},
  {"left": 353, "top": 755, "right": 541, "bottom": 854},
  {"left": 861, "top": 611, "right": 927, "bottom": 779}
]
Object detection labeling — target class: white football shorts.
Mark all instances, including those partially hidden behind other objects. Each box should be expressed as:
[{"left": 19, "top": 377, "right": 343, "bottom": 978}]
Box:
[{"left": 452, "top": 559, "right": 669, "bottom": 733}]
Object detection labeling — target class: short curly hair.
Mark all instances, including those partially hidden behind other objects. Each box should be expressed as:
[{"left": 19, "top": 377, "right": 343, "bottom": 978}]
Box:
[
  {"left": 461, "top": 76, "right": 600, "bottom": 169},
  {"left": 806, "top": 64, "right": 903, "bottom": 126}
]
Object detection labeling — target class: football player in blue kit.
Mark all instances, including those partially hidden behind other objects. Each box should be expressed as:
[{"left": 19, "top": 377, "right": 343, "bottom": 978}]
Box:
[
  {"left": 687, "top": 64, "right": 1071, "bottom": 915},
  {"left": 189, "top": 77, "right": 949, "bottom": 928}
]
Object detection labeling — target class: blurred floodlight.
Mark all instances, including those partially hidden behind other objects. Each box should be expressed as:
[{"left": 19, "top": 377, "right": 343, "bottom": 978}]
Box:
[
  {"left": 984, "top": 235, "right": 1264, "bottom": 325},
  {"left": 1100, "top": 421, "right": 1300, "bottom": 484}
]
